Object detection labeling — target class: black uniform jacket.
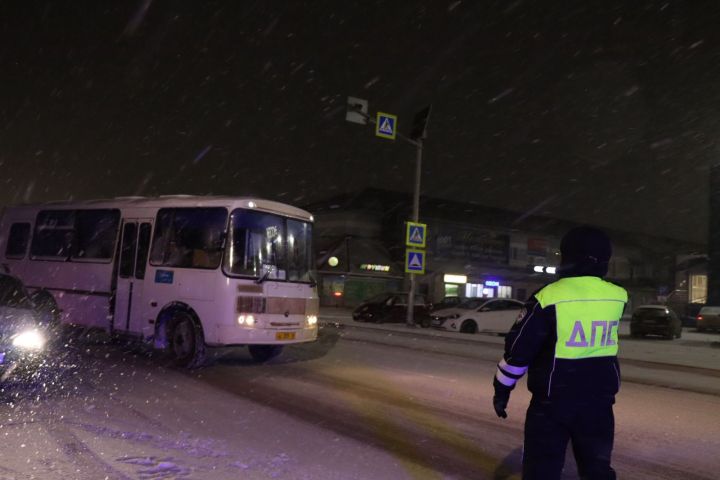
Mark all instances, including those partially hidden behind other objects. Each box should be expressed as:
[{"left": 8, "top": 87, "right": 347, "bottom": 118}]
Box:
[{"left": 495, "top": 284, "right": 624, "bottom": 403}]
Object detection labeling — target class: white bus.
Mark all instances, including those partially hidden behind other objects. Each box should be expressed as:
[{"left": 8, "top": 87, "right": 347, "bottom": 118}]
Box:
[{"left": 0, "top": 196, "right": 318, "bottom": 366}]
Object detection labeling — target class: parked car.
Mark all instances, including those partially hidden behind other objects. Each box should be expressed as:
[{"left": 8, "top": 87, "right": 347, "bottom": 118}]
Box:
[
  {"left": 630, "top": 305, "right": 682, "bottom": 339},
  {"left": 0, "top": 273, "right": 55, "bottom": 381},
  {"left": 352, "top": 293, "right": 431, "bottom": 327},
  {"left": 430, "top": 297, "right": 488, "bottom": 319},
  {"left": 430, "top": 296, "right": 462, "bottom": 312},
  {"left": 696, "top": 306, "right": 720, "bottom": 332},
  {"left": 431, "top": 298, "right": 524, "bottom": 334}
]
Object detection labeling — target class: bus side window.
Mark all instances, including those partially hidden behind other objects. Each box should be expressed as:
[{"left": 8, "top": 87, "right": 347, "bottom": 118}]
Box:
[
  {"left": 5, "top": 223, "right": 31, "bottom": 259},
  {"left": 150, "top": 208, "right": 227, "bottom": 269},
  {"left": 119, "top": 223, "right": 137, "bottom": 278},
  {"left": 31, "top": 210, "right": 76, "bottom": 260},
  {"left": 150, "top": 210, "right": 173, "bottom": 265},
  {"left": 135, "top": 223, "right": 152, "bottom": 279},
  {"left": 72, "top": 209, "right": 120, "bottom": 261}
]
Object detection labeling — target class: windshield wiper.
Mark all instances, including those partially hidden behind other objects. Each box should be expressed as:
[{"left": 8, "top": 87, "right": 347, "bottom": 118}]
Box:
[{"left": 255, "top": 271, "right": 271, "bottom": 284}]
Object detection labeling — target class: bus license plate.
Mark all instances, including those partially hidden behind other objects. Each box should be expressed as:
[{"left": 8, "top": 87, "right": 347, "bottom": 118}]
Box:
[{"left": 276, "top": 332, "right": 296, "bottom": 341}]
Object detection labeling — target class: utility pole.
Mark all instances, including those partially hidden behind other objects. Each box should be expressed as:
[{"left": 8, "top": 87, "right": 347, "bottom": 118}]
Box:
[
  {"left": 346, "top": 99, "right": 431, "bottom": 328},
  {"left": 405, "top": 137, "right": 423, "bottom": 326},
  {"left": 404, "top": 105, "right": 431, "bottom": 327}
]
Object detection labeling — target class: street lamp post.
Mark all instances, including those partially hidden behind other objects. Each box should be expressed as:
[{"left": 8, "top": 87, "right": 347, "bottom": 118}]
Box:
[
  {"left": 345, "top": 99, "right": 431, "bottom": 328},
  {"left": 405, "top": 137, "right": 423, "bottom": 327}
]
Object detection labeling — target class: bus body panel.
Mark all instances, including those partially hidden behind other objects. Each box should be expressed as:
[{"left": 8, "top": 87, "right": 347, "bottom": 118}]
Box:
[
  {"left": 142, "top": 266, "right": 318, "bottom": 345},
  {"left": 0, "top": 196, "right": 318, "bottom": 348}
]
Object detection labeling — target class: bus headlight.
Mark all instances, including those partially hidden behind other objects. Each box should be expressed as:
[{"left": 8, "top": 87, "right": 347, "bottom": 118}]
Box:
[
  {"left": 237, "top": 315, "right": 256, "bottom": 327},
  {"left": 12, "top": 329, "right": 46, "bottom": 351},
  {"left": 306, "top": 315, "right": 318, "bottom": 327}
]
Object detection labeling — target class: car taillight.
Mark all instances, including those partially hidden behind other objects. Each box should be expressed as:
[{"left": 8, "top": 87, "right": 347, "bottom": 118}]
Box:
[{"left": 697, "top": 315, "right": 703, "bottom": 321}]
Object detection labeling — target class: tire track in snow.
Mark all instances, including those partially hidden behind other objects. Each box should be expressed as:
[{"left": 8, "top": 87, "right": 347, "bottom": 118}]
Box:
[{"left": 43, "top": 419, "right": 134, "bottom": 480}]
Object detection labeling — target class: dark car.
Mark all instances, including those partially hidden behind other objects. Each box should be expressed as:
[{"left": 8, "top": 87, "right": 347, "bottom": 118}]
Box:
[
  {"left": 0, "top": 273, "right": 55, "bottom": 381},
  {"left": 352, "top": 292, "right": 431, "bottom": 327},
  {"left": 630, "top": 305, "right": 682, "bottom": 339}
]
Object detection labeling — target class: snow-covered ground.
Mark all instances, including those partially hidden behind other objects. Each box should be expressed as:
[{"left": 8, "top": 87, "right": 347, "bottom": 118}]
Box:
[
  {"left": 0, "top": 319, "right": 718, "bottom": 479},
  {"left": 321, "top": 307, "right": 720, "bottom": 370}
]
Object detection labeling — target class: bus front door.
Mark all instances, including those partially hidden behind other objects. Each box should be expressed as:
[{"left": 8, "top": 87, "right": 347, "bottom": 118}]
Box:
[{"left": 115, "top": 220, "right": 154, "bottom": 335}]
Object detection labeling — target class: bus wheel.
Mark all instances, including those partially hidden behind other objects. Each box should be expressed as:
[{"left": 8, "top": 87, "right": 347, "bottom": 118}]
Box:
[
  {"left": 248, "top": 345, "right": 283, "bottom": 363},
  {"left": 168, "top": 312, "right": 206, "bottom": 369}
]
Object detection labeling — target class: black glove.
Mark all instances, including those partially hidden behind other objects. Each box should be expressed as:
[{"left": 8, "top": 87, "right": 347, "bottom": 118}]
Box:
[{"left": 493, "top": 378, "right": 512, "bottom": 419}]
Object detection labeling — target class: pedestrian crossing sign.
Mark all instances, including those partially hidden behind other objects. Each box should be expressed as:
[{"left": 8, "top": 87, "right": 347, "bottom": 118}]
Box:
[
  {"left": 405, "top": 221, "right": 427, "bottom": 248},
  {"left": 375, "top": 112, "right": 397, "bottom": 140},
  {"left": 405, "top": 249, "right": 426, "bottom": 274}
]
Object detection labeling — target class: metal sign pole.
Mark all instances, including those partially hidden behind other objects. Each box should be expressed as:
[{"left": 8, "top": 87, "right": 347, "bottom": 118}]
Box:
[
  {"left": 345, "top": 99, "right": 431, "bottom": 329},
  {"left": 406, "top": 138, "right": 423, "bottom": 327}
]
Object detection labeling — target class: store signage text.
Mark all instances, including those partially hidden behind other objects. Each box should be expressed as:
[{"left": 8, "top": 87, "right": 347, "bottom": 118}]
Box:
[{"left": 360, "top": 264, "right": 390, "bottom": 272}]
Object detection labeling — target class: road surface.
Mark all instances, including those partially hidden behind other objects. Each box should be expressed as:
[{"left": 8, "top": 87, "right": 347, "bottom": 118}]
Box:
[{"left": 0, "top": 324, "right": 718, "bottom": 479}]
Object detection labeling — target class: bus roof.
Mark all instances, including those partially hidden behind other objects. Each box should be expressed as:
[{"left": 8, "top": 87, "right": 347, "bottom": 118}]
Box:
[{"left": 4, "top": 195, "right": 313, "bottom": 221}]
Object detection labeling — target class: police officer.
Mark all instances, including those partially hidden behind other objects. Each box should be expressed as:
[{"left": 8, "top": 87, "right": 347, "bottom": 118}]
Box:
[{"left": 492, "top": 226, "right": 627, "bottom": 480}]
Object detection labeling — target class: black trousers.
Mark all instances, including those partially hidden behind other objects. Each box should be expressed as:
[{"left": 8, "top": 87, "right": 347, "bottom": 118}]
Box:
[{"left": 522, "top": 397, "right": 616, "bottom": 480}]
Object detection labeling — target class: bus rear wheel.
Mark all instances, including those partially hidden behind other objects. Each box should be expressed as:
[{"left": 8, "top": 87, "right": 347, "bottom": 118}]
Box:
[
  {"left": 248, "top": 345, "right": 284, "bottom": 363},
  {"left": 167, "top": 312, "right": 206, "bottom": 369}
]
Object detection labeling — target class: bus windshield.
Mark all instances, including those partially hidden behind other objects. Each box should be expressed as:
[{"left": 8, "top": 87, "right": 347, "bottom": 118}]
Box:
[{"left": 224, "top": 209, "right": 313, "bottom": 283}]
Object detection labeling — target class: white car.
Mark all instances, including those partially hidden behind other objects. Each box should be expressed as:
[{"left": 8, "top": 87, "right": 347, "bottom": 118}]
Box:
[{"left": 430, "top": 298, "right": 524, "bottom": 334}]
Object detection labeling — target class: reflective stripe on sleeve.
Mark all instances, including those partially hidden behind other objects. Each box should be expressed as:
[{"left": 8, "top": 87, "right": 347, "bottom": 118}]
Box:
[
  {"left": 495, "top": 368, "right": 517, "bottom": 387},
  {"left": 499, "top": 358, "right": 528, "bottom": 376}
]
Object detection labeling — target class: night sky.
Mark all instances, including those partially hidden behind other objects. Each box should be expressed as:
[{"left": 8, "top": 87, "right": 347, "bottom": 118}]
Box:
[{"left": 2, "top": 1, "right": 719, "bottom": 243}]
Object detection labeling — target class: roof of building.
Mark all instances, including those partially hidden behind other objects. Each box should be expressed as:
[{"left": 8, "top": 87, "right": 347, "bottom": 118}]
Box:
[{"left": 305, "top": 188, "right": 702, "bottom": 254}]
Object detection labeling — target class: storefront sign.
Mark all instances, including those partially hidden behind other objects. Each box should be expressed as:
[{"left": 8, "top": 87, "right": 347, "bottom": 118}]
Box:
[
  {"left": 443, "top": 274, "right": 467, "bottom": 284},
  {"left": 431, "top": 228, "right": 509, "bottom": 264},
  {"left": 360, "top": 264, "right": 390, "bottom": 272},
  {"left": 527, "top": 237, "right": 548, "bottom": 258}
]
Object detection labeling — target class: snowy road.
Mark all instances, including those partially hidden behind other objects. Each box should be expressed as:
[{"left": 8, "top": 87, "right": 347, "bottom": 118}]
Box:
[{"left": 1, "top": 325, "right": 719, "bottom": 480}]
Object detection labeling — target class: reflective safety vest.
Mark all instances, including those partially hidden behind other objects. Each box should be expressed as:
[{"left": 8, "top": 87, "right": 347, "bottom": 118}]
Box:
[{"left": 535, "top": 277, "right": 628, "bottom": 360}]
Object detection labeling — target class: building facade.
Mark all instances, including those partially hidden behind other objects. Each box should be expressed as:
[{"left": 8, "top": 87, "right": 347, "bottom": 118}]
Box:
[{"left": 308, "top": 189, "right": 701, "bottom": 312}]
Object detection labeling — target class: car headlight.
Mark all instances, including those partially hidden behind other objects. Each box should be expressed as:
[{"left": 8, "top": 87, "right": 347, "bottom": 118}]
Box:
[
  {"left": 12, "top": 329, "right": 46, "bottom": 350},
  {"left": 306, "top": 315, "right": 318, "bottom": 327}
]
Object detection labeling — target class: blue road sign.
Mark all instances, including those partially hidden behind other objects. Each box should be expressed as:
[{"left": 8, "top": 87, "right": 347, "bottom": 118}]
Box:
[
  {"left": 405, "top": 249, "right": 426, "bottom": 274},
  {"left": 375, "top": 112, "right": 397, "bottom": 140},
  {"left": 405, "top": 221, "right": 427, "bottom": 248}
]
